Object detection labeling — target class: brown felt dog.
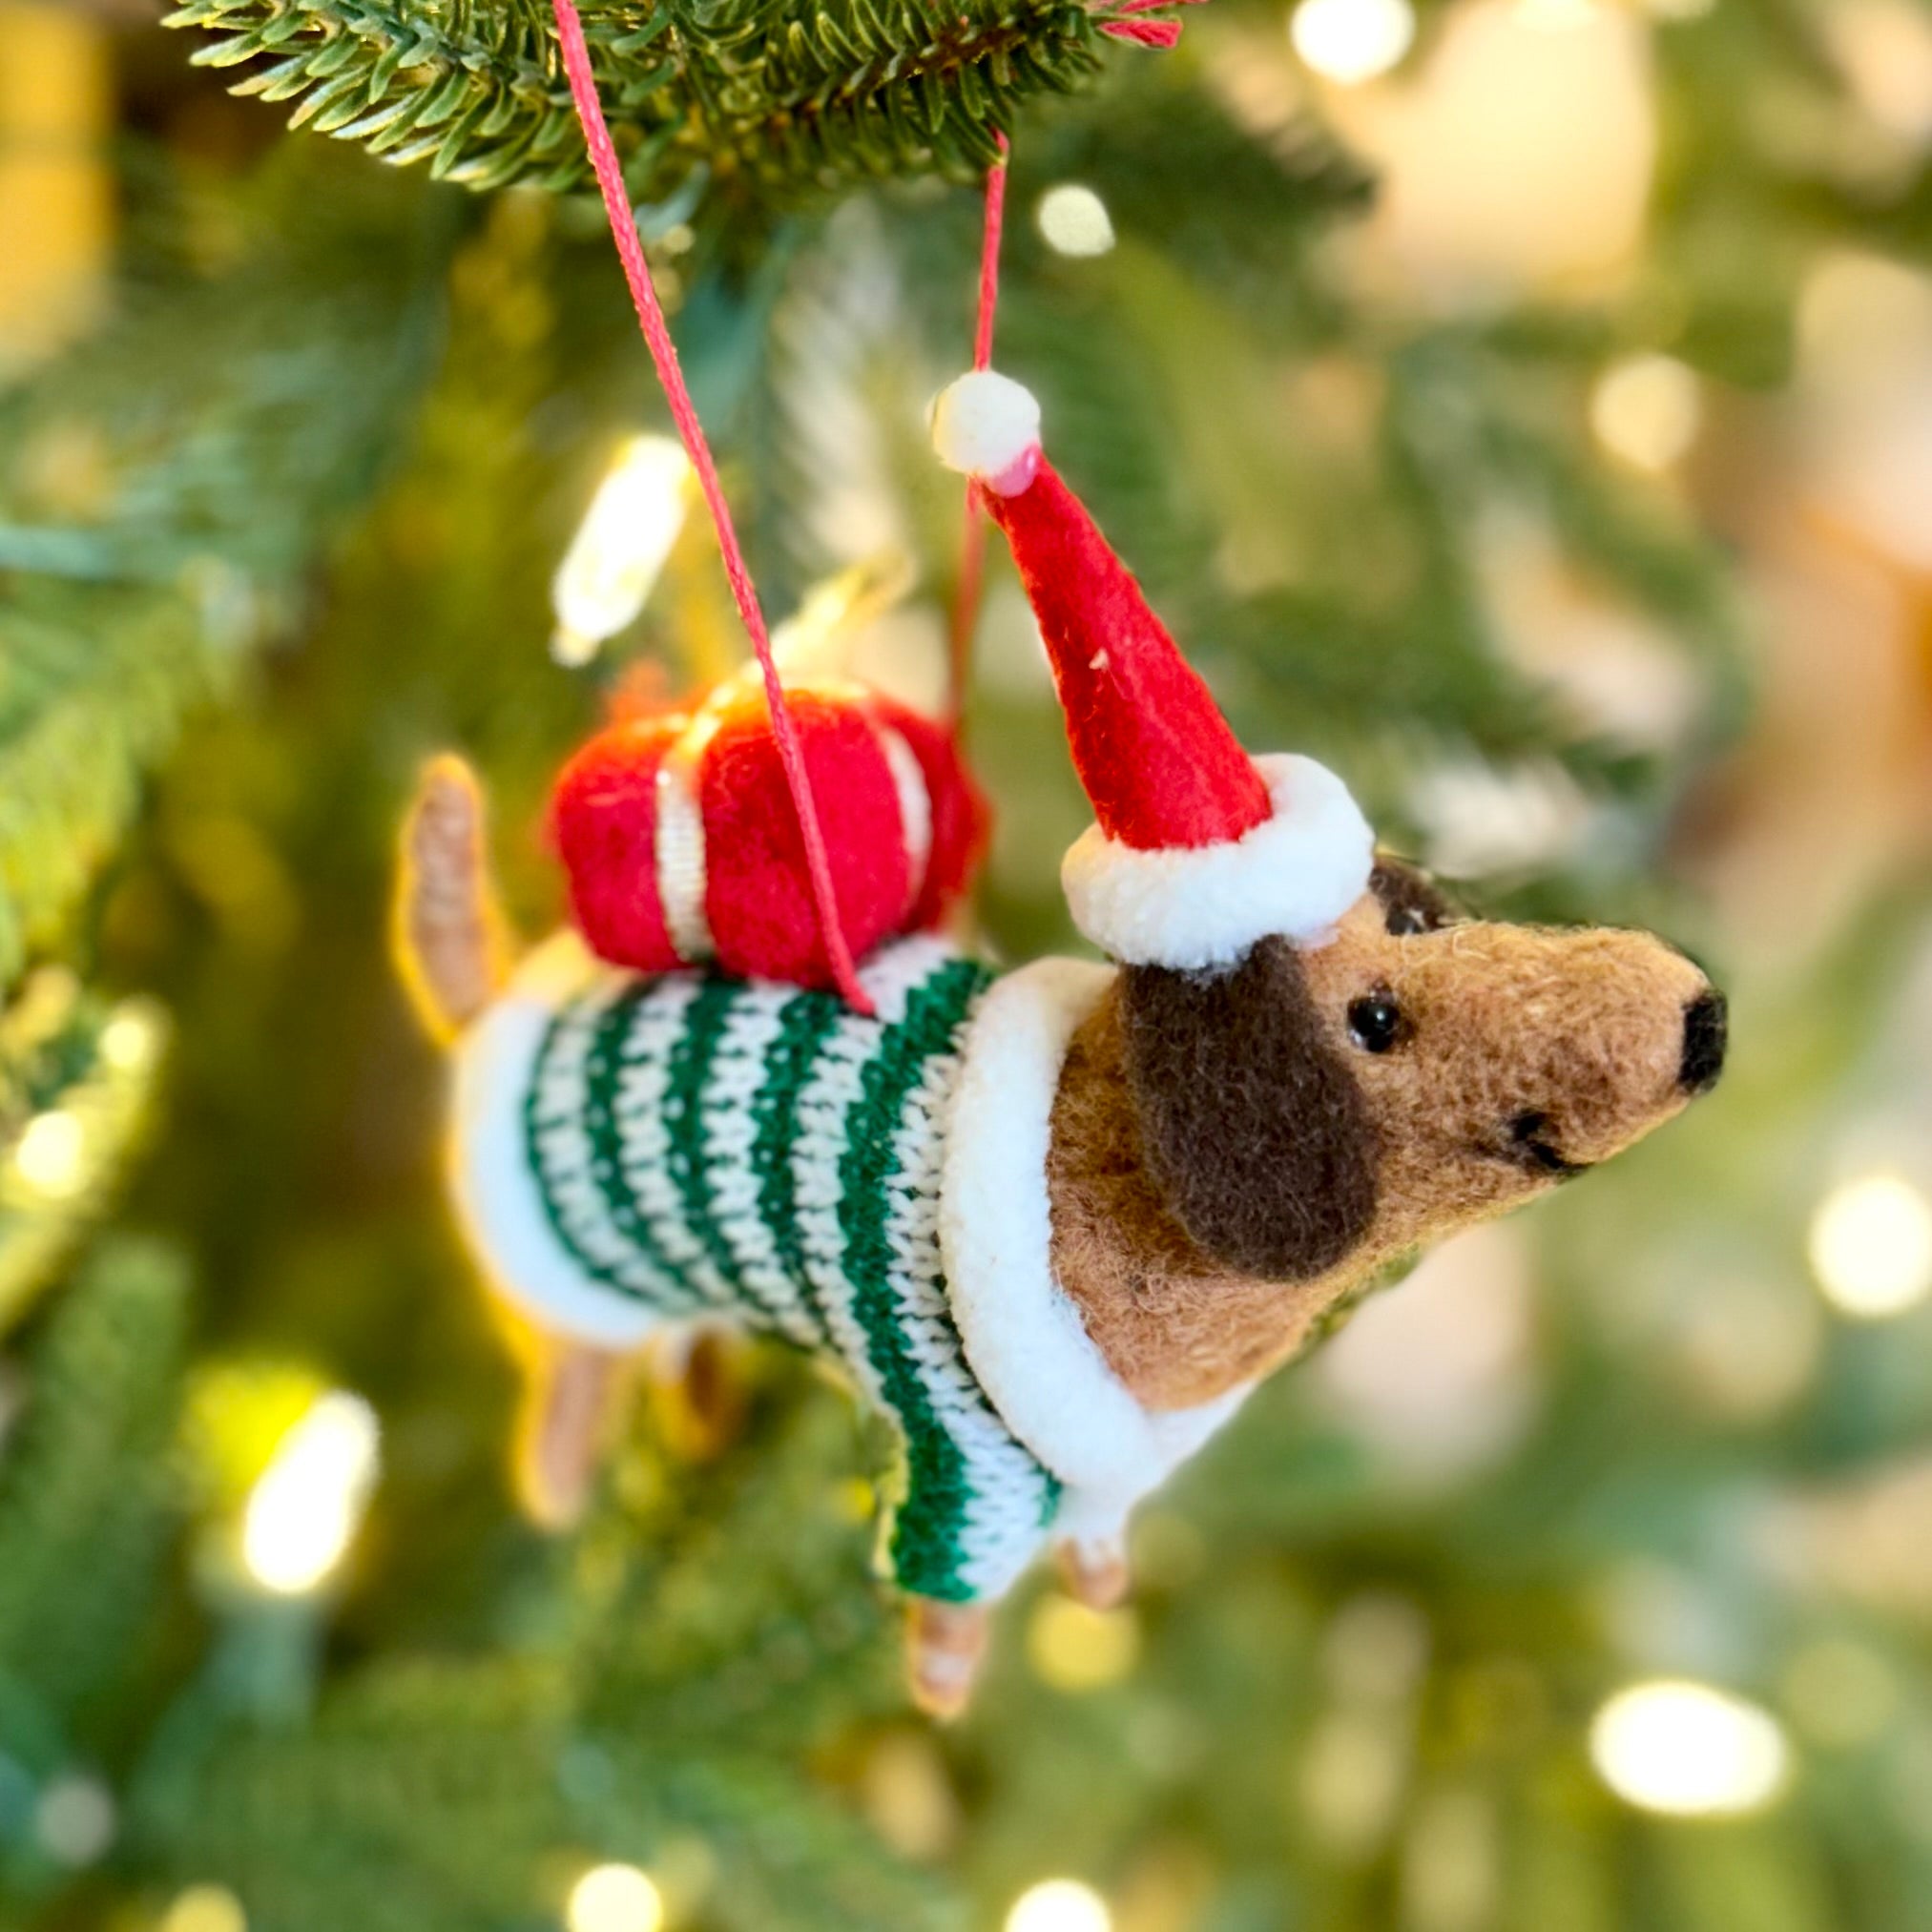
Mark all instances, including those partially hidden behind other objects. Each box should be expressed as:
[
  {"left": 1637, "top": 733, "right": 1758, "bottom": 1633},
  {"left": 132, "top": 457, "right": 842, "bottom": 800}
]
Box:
[{"left": 398, "top": 763, "right": 1724, "bottom": 1714}]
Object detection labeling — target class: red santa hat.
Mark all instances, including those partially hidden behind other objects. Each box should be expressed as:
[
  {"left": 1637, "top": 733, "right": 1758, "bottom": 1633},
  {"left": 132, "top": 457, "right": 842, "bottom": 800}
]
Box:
[{"left": 931, "top": 370, "right": 1374, "bottom": 970}]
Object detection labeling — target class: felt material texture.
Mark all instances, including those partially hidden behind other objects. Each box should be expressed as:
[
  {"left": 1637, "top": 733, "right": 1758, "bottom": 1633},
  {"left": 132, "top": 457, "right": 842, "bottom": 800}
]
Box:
[
  {"left": 698, "top": 691, "right": 909, "bottom": 987},
  {"left": 1120, "top": 936, "right": 1381, "bottom": 1279},
  {"left": 1046, "top": 864, "right": 1721, "bottom": 1411},
  {"left": 981, "top": 459, "right": 1273, "bottom": 852},
  {"left": 1063, "top": 753, "right": 1375, "bottom": 967},
  {"left": 394, "top": 755, "right": 510, "bottom": 1040},
  {"left": 551, "top": 686, "right": 988, "bottom": 989},
  {"left": 929, "top": 370, "right": 1041, "bottom": 487},
  {"left": 873, "top": 697, "right": 990, "bottom": 930},
  {"left": 552, "top": 717, "right": 681, "bottom": 973}
]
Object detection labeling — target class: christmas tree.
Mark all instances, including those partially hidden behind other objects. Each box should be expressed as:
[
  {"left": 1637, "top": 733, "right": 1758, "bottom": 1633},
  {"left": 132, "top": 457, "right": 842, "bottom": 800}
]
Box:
[{"left": 3, "top": 0, "right": 1932, "bottom": 1925}]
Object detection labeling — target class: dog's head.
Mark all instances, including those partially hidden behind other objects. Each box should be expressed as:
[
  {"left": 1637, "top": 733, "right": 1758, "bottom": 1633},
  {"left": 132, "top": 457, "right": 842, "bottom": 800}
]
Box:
[{"left": 1116, "top": 860, "right": 1726, "bottom": 1282}]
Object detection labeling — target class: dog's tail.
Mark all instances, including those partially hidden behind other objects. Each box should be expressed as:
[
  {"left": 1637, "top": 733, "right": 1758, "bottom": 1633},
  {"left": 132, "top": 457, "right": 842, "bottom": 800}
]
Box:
[{"left": 394, "top": 755, "right": 513, "bottom": 1041}]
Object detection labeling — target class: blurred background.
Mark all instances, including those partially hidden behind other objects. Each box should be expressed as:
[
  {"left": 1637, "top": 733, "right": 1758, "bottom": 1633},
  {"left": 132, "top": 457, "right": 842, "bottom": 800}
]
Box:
[{"left": 4, "top": 0, "right": 1932, "bottom": 1925}]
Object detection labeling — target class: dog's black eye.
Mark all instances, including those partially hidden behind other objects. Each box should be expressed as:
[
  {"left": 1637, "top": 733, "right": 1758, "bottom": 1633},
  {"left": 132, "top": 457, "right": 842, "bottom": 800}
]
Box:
[{"left": 1347, "top": 991, "right": 1404, "bottom": 1053}]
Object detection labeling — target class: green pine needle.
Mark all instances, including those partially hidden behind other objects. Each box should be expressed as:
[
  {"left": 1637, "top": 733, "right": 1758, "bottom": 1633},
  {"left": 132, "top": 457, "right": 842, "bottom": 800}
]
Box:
[{"left": 162, "top": 0, "right": 1121, "bottom": 206}]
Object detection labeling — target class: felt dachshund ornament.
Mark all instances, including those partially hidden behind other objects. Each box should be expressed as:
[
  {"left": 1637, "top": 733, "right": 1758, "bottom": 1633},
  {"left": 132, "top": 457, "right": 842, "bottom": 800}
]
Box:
[{"left": 399, "top": 371, "right": 1728, "bottom": 1716}]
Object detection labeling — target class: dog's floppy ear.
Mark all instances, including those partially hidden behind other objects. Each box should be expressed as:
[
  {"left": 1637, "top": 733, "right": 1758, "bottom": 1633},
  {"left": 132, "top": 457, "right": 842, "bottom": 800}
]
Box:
[{"left": 1118, "top": 936, "right": 1380, "bottom": 1280}]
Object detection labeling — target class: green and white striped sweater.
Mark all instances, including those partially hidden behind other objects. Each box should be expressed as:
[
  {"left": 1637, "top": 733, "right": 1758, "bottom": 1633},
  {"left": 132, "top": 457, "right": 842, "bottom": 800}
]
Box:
[{"left": 452, "top": 932, "right": 1248, "bottom": 1604}]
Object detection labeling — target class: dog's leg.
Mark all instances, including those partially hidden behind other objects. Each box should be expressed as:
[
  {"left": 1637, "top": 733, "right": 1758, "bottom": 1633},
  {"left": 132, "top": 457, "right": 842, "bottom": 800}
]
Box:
[
  {"left": 1055, "top": 1535, "right": 1131, "bottom": 1610},
  {"left": 395, "top": 754, "right": 511, "bottom": 1040},
  {"left": 516, "top": 1340, "right": 627, "bottom": 1529},
  {"left": 643, "top": 1323, "right": 749, "bottom": 1462},
  {"left": 904, "top": 1597, "right": 990, "bottom": 1719}
]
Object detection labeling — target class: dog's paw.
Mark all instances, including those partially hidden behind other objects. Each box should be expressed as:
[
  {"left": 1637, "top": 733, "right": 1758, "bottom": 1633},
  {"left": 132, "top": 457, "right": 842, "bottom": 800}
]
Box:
[
  {"left": 904, "top": 1598, "right": 989, "bottom": 1720},
  {"left": 1055, "top": 1536, "right": 1131, "bottom": 1610}
]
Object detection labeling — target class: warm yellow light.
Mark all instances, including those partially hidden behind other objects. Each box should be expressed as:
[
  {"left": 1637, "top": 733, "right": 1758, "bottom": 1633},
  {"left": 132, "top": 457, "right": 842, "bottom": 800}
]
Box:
[
  {"left": 1809, "top": 1175, "right": 1932, "bottom": 1319},
  {"left": 1589, "top": 1680, "right": 1790, "bottom": 1817},
  {"left": 98, "top": 1006, "right": 160, "bottom": 1073},
  {"left": 1037, "top": 185, "right": 1115, "bottom": 259},
  {"left": 566, "top": 1862, "right": 665, "bottom": 1932},
  {"left": 240, "top": 1391, "right": 381, "bottom": 1594},
  {"left": 1289, "top": 0, "right": 1415, "bottom": 84},
  {"left": 1517, "top": 0, "right": 1597, "bottom": 29},
  {"left": 161, "top": 1885, "right": 249, "bottom": 1932},
  {"left": 551, "top": 435, "right": 693, "bottom": 666},
  {"left": 1026, "top": 1598, "right": 1140, "bottom": 1691},
  {"left": 1005, "top": 1879, "right": 1112, "bottom": 1932},
  {"left": 1589, "top": 354, "right": 1702, "bottom": 472},
  {"left": 12, "top": 1109, "right": 87, "bottom": 1196}
]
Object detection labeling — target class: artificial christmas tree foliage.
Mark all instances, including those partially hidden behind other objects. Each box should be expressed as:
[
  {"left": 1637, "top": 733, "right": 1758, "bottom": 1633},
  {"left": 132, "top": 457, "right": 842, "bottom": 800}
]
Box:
[{"left": 6, "top": 0, "right": 1932, "bottom": 1924}]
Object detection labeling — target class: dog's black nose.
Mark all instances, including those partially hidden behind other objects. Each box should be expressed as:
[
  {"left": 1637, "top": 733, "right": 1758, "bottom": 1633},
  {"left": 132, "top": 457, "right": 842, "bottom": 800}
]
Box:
[{"left": 1679, "top": 991, "right": 1728, "bottom": 1093}]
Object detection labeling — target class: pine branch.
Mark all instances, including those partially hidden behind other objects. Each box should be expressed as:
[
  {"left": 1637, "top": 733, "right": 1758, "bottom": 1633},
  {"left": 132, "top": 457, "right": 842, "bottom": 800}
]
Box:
[
  {"left": 0, "top": 975, "right": 168, "bottom": 1339},
  {"left": 0, "top": 156, "right": 455, "bottom": 991},
  {"left": 0, "top": 1242, "right": 188, "bottom": 1739},
  {"left": 161, "top": 0, "right": 1128, "bottom": 205}
]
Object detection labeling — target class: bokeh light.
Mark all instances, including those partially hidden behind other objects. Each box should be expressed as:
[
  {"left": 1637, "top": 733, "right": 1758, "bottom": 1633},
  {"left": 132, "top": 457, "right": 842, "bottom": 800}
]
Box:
[
  {"left": 1006, "top": 1878, "right": 1112, "bottom": 1932},
  {"left": 161, "top": 1885, "right": 249, "bottom": 1932},
  {"left": 566, "top": 1863, "right": 665, "bottom": 1932},
  {"left": 1589, "top": 1680, "right": 1791, "bottom": 1816},
  {"left": 551, "top": 434, "right": 692, "bottom": 666},
  {"left": 1290, "top": 0, "right": 1415, "bottom": 85},
  {"left": 12, "top": 1109, "right": 87, "bottom": 1196},
  {"left": 33, "top": 1775, "right": 114, "bottom": 1866},
  {"left": 1590, "top": 353, "right": 1703, "bottom": 472},
  {"left": 1026, "top": 1597, "right": 1140, "bottom": 1691},
  {"left": 240, "top": 1390, "right": 381, "bottom": 1594},
  {"left": 1517, "top": 0, "right": 1597, "bottom": 29},
  {"left": 1036, "top": 185, "right": 1115, "bottom": 259},
  {"left": 1809, "top": 1175, "right": 1932, "bottom": 1319}
]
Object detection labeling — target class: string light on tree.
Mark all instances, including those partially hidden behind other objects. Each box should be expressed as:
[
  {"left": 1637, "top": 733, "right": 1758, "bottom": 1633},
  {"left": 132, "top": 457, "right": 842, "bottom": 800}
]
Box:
[
  {"left": 11, "top": 1109, "right": 87, "bottom": 1197},
  {"left": 1516, "top": 0, "right": 1598, "bottom": 30},
  {"left": 551, "top": 435, "right": 694, "bottom": 667},
  {"left": 161, "top": 1886, "right": 248, "bottom": 1932},
  {"left": 1036, "top": 184, "right": 1115, "bottom": 258},
  {"left": 239, "top": 1390, "right": 381, "bottom": 1594},
  {"left": 1289, "top": 0, "right": 1415, "bottom": 85},
  {"left": 1006, "top": 1878, "right": 1113, "bottom": 1932},
  {"left": 1026, "top": 1597, "right": 1141, "bottom": 1691},
  {"left": 1590, "top": 354, "right": 1703, "bottom": 473},
  {"left": 1808, "top": 1174, "right": 1932, "bottom": 1319},
  {"left": 97, "top": 1004, "right": 160, "bottom": 1073},
  {"left": 1589, "top": 1680, "right": 1791, "bottom": 1817},
  {"left": 32, "top": 1774, "right": 115, "bottom": 1868},
  {"left": 566, "top": 1862, "right": 665, "bottom": 1932}
]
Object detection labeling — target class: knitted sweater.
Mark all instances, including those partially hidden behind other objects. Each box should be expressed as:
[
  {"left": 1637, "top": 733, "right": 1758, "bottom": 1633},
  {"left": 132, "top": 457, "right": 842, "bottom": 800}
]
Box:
[{"left": 451, "top": 932, "right": 1247, "bottom": 1604}]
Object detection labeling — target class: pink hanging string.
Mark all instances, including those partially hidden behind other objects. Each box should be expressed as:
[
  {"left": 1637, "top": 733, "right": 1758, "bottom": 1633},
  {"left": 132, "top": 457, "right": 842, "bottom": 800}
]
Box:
[
  {"left": 1094, "top": 0, "right": 1206, "bottom": 49},
  {"left": 945, "top": 133, "right": 1009, "bottom": 729},
  {"left": 943, "top": 0, "right": 1199, "bottom": 720},
  {"left": 551, "top": 0, "right": 874, "bottom": 1015}
]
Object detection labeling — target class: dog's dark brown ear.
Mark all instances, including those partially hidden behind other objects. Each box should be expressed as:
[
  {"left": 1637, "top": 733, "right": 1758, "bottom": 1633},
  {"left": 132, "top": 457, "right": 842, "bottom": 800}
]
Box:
[{"left": 1118, "top": 937, "right": 1379, "bottom": 1280}]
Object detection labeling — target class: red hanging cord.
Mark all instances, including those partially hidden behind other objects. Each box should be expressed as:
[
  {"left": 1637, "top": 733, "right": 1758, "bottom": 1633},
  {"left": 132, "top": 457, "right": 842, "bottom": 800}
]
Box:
[
  {"left": 945, "top": 135, "right": 1009, "bottom": 730},
  {"left": 551, "top": 0, "right": 873, "bottom": 1015}
]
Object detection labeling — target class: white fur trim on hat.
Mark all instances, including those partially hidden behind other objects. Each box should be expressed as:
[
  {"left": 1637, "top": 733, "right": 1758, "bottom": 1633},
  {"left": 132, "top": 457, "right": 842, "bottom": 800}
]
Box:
[
  {"left": 930, "top": 370, "right": 1041, "bottom": 496},
  {"left": 448, "top": 931, "right": 664, "bottom": 1352},
  {"left": 941, "top": 956, "right": 1250, "bottom": 1514},
  {"left": 1062, "top": 752, "right": 1375, "bottom": 969}
]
